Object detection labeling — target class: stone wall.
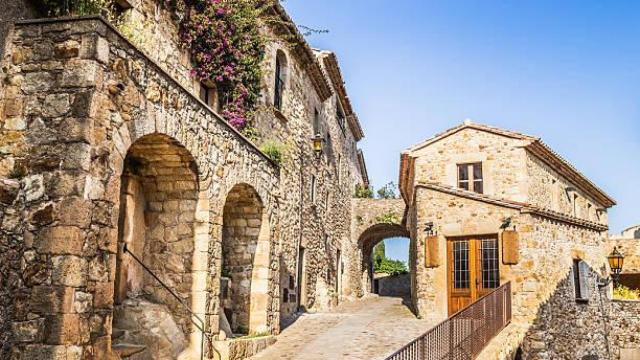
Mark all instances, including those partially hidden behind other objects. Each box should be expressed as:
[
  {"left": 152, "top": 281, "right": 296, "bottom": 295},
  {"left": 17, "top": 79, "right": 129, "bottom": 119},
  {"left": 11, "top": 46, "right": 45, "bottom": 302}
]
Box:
[
  {"left": 375, "top": 273, "right": 410, "bottom": 298},
  {"left": 412, "top": 185, "right": 615, "bottom": 359},
  {"left": 110, "top": 0, "right": 369, "bottom": 320},
  {"left": 0, "top": 0, "right": 39, "bottom": 58},
  {"left": 350, "top": 198, "right": 407, "bottom": 298},
  {"left": 410, "top": 127, "right": 530, "bottom": 203},
  {"left": 0, "top": 17, "right": 281, "bottom": 359},
  {"left": 610, "top": 299, "right": 640, "bottom": 359},
  {"left": 526, "top": 151, "right": 607, "bottom": 224}
]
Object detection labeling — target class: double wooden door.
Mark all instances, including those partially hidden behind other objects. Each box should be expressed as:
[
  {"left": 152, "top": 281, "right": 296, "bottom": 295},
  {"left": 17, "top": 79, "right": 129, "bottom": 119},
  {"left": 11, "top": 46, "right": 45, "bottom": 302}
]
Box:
[{"left": 447, "top": 236, "right": 500, "bottom": 315}]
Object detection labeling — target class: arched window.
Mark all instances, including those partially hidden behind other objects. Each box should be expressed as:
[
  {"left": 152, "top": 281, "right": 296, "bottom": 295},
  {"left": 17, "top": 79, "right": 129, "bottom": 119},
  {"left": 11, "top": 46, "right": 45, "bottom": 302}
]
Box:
[{"left": 274, "top": 50, "right": 287, "bottom": 110}]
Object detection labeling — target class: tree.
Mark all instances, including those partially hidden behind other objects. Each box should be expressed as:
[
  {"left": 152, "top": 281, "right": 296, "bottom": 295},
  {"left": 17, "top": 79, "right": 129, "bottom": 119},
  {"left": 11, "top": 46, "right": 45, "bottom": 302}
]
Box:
[
  {"left": 355, "top": 184, "right": 374, "bottom": 198},
  {"left": 373, "top": 242, "right": 386, "bottom": 268},
  {"left": 376, "top": 182, "right": 398, "bottom": 199}
]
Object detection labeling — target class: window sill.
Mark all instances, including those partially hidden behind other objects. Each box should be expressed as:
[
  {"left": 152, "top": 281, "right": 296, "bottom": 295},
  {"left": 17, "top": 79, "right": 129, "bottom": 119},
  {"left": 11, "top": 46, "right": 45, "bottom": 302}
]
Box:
[{"left": 273, "top": 107, "right": 288, "bottom": 122}]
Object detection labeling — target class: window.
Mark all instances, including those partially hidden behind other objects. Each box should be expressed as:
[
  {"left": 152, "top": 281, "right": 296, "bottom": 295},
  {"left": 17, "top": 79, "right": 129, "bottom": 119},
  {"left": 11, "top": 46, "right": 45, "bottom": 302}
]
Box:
[
  {"left": 199, "top": 81, "right": 218, "bottom": 110},
  {"left": 480, "top": 239, "right": 499, "bottom": 289},
  {"left": 313, "top": 109, "right": 321, "bottom": 136},
  {"left": 453, "top": 240, "right": 470, "bottom": 289},
  {"left": 337, "top": 103, "right": 346, "bottom": 135},
  {"left": 310, "top": 175, "right": 317, "bottom": 204},
  {"left": 573, "top": 259, "right": 590, "bottom": 302},
  {"left": 274, "top": 51, "right": 287, "bottom": 110},
  {"left": 457, "top": 163, "right": 483, "bottom": 194},
  {"left": 573, "top": 194, "right": 579, "bottom": 217}
]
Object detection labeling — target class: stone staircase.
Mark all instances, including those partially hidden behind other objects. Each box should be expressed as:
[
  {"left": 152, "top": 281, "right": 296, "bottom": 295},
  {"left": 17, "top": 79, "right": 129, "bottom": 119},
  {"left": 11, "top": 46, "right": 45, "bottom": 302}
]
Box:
[
  {"left": 110, "top": 298, "right": 188, "bottom": 360},
  {"left": 111, "top": 327, "right": 148, "bottom": 359}
]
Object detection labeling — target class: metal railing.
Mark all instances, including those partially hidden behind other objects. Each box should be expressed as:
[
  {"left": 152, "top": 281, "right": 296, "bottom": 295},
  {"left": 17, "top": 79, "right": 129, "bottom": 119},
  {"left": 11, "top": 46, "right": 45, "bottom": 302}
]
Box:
[
  {"left": 386, "top": 282, "right": 512, "bottom": 360},
  {"left": 123, "top": 244, "right": 212, "bottom": 360}
]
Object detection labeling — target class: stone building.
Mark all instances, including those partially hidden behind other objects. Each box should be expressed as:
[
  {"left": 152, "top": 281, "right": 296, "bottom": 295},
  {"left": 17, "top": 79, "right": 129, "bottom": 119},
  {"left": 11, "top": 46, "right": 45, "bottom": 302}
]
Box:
[
  {"left": 0, "top": 1, "right": 370, "bottom": 359},
  {"left": 609, "top": 225, "right": 640, "bottom": 289},
  {"left": 399, "top": 120, "right": 640, "bottom": 359}
]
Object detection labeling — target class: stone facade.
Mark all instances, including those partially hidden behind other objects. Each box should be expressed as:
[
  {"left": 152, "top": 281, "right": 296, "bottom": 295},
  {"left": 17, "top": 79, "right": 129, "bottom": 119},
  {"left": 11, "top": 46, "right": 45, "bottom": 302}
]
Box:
[
  {"left": 350, "top": 198, "right": 408, "bottom": 298},
  {"left": 609, "top": 225, "right": 640, "bottom": 273},
  {"left": 399, "top": 121, "right": 636, "bottom": 359},
  {"left": 0, "top": 1, "right": 370, "bottom": 358}
]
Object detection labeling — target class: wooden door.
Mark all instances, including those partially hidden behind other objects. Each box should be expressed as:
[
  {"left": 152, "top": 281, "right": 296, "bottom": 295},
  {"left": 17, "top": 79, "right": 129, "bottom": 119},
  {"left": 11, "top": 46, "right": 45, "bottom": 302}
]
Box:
[{"left": 447, "top": 236, "right": 500, "bottom": 315}]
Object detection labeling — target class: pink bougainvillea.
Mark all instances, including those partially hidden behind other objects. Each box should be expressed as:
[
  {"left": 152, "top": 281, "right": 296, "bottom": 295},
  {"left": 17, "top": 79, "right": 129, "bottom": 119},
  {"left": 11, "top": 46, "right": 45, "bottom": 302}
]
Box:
[{"left": 169, "top": 0, "right": 268, "bottom": 130}]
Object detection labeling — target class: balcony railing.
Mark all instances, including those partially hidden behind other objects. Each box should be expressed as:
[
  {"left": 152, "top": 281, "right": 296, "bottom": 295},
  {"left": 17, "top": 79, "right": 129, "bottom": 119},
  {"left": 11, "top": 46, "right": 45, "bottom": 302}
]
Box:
[{"left": 386, "top": 282, "right": 512, "bottom": 360}]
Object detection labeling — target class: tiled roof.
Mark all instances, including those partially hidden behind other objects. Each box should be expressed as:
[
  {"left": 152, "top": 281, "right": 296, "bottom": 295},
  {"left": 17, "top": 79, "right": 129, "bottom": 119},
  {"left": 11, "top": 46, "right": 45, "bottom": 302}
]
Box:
[
  {"left": 315, "top": 50, "right": 365, "bottom": 141},
  {"left": 416, "top": 182, "right": 609, "bottom": 232}
]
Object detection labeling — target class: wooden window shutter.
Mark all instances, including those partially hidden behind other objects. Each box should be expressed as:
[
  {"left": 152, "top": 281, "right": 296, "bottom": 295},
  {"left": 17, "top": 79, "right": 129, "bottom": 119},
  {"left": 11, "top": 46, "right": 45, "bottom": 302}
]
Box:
[
  {"left": 425, "top": 235, "right": 440, "bottom": 268},
  {"left": 501, "top": 230, "right": 520, "bottom": 265},
  {"left": 578, "top": 260, "right": 590, "bottom": 301}
]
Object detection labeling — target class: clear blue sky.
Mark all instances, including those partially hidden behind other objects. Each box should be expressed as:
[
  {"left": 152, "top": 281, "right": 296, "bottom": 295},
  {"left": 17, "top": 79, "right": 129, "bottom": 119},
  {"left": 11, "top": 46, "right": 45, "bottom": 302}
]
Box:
[{"left": 284, "top": 1, "right": 639, "bottom": 260}]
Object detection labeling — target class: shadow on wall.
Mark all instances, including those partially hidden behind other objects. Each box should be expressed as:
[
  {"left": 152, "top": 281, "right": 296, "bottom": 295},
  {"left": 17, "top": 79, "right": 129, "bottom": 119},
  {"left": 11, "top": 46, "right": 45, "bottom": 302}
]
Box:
[
  {"left": 375, "top": 273, "right": 411, "bottom": 298},
  {"left": 511, "top": 261, "right": 640, "bottom": 360}
]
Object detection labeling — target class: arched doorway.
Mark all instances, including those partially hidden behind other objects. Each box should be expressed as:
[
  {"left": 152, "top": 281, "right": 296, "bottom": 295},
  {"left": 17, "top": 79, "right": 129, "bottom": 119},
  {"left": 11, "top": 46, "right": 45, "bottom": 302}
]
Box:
[
  {"left": 220, "top": 183, "right": 271, "bottom": 337},
  {"left": 358, "top": 224, "right": 411, "bottom": 298},
  {"left": 113, "top": 133, "right": 204, "bottom": 359}
]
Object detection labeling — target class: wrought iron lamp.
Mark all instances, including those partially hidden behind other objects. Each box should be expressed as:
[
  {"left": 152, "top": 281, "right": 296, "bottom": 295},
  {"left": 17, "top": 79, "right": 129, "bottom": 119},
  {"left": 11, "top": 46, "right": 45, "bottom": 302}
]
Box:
[
  {"left": 608, "top": 246, "right": 625, "bottom": 284},
  {"left": 312, "top": 133, "right": 324, "bottom": 159},
  {"left": 598, "top": 246, "right": 625, "bottom": 288}
]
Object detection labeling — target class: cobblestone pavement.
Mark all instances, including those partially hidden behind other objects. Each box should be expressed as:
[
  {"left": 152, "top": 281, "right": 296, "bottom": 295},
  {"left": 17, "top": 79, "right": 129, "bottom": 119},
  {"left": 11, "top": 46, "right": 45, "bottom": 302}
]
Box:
[{"left": 250, "top": 296, "right": 437, "bottom": 360}]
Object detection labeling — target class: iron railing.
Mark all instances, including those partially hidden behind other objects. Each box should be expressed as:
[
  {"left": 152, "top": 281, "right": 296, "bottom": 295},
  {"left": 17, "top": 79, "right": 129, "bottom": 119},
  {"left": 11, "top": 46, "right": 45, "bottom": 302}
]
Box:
[
  {"left": 386, "top": 282, "right": 512, "bottom": 360},
  {"left": 123, "top": 244, "right": 211, "bottom": 360}
]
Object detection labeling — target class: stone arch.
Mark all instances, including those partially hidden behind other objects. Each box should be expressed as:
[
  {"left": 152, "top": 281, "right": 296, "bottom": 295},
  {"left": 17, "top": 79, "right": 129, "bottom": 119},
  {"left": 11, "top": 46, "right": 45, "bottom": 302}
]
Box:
[
  {"left": 358, "top": 223, "right": 410, "bottom": 296},
  {"left": 220, "top": 183, "right": 271, "bottom": 336},
  {"left": 113, "top": 133, "right": 208, "bottom": 359}
]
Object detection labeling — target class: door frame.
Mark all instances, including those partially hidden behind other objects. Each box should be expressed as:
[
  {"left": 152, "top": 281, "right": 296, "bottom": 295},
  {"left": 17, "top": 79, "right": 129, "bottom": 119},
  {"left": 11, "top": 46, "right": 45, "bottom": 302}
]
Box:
[{"left": 446, "top": 234, "right": 500, "bottom": 315}]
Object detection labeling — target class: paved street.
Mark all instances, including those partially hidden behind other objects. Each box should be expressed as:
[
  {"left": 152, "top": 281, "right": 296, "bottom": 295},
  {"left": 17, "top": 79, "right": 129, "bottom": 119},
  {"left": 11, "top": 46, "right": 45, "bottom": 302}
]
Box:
[{"left": 250, "top": 296, "right": 436, "bottom": 360}]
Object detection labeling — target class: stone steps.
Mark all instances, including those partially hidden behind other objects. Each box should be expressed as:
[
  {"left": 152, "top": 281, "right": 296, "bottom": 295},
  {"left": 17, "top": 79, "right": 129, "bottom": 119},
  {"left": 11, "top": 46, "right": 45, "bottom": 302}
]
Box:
[{"left": 112, "top": 343, "right": 147, "bottom": 358}]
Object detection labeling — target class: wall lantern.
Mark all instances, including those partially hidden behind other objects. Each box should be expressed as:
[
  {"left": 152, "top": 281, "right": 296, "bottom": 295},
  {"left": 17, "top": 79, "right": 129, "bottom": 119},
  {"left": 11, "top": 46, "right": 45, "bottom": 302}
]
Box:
[
  {"left": 599, "top": 246, "right": 625, "bottom": 288},
  {"left": 608, "top": 247, "right": 625, "bottom": 283},
  {"left": 312, "top": 134, "right": 324, "bottom": 159}
]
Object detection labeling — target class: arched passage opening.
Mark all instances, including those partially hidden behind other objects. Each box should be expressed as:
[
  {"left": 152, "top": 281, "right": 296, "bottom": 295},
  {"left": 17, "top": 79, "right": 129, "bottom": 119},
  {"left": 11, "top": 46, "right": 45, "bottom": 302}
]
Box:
[
  {"left": 358, "top": 224, "right": 411, "bottom": 298},
  {"left": 114, "top": 133, "right": 204, "bottom": 359},
  {"left": 220, "top": 183, "right": 271, "bottom": 337}
]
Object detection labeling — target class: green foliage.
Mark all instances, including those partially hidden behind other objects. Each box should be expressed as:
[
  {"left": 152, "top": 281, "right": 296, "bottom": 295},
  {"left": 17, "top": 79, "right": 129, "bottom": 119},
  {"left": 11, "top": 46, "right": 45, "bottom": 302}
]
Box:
[
  {"left": 375, "top": 212, "right": 401, "bottom": 225},
  {"left": 613, "top": 285, "right": 640, "bottom": 300},
  {"left": 375, "top": 258, "right": 408, "bottom": 276},
  {"left": 376, "top": 182, "right": 399, "bottom": 199},
  {"left": 372, "top": 240, "right": 407, "bottom": 275},
  {"left": 373, "top": 242, "right": 386, "bottom": 268},
  {"left": 260, "top": 140, "right": 286, "bottom": 166},
  {"left": 354, "top": 184, "right": 373, "bottom": 198},
  {"left": 242, "top": 126, "right": 261, "bottom": 143}
]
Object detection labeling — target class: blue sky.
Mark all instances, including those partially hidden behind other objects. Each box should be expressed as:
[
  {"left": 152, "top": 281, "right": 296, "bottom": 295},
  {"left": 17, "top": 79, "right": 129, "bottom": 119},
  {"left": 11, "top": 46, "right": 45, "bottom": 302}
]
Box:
[{"left": 284, "top": 1, "right": 640, "bottom": 262}]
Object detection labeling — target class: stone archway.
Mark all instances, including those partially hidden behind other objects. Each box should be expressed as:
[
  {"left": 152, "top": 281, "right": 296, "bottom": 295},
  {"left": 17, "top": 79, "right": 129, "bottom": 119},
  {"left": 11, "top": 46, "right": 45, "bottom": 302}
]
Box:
[
  {"left": 113, "top": 133, "right": 206, "bottom": 359},
  {"left": 358, "top": 223, "right": 410, "bottom": 297},
  {"left": 220, "top": 183, "right": 271, "bottom": 337}
]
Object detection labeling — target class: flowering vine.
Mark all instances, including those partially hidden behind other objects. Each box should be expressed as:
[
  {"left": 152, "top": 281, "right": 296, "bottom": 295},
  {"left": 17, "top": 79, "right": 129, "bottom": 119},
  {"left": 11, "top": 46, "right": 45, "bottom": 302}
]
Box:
[{"left": 168, "top": 0, "right": 270, "bottom": 130}]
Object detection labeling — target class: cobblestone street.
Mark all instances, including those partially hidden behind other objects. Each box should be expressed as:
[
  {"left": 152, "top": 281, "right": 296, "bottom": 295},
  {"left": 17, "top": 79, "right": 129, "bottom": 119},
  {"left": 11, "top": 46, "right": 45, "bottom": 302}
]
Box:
[{"left": 250, "top": 296, "right": 436, "bottom": 360}]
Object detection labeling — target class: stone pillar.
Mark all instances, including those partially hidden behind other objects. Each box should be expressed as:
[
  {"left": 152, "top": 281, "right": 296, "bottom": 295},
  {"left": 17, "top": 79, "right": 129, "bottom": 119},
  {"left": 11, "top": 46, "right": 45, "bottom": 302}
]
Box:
[{"left": 0, "top": 19, "right": 117, "bottom": 359}]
